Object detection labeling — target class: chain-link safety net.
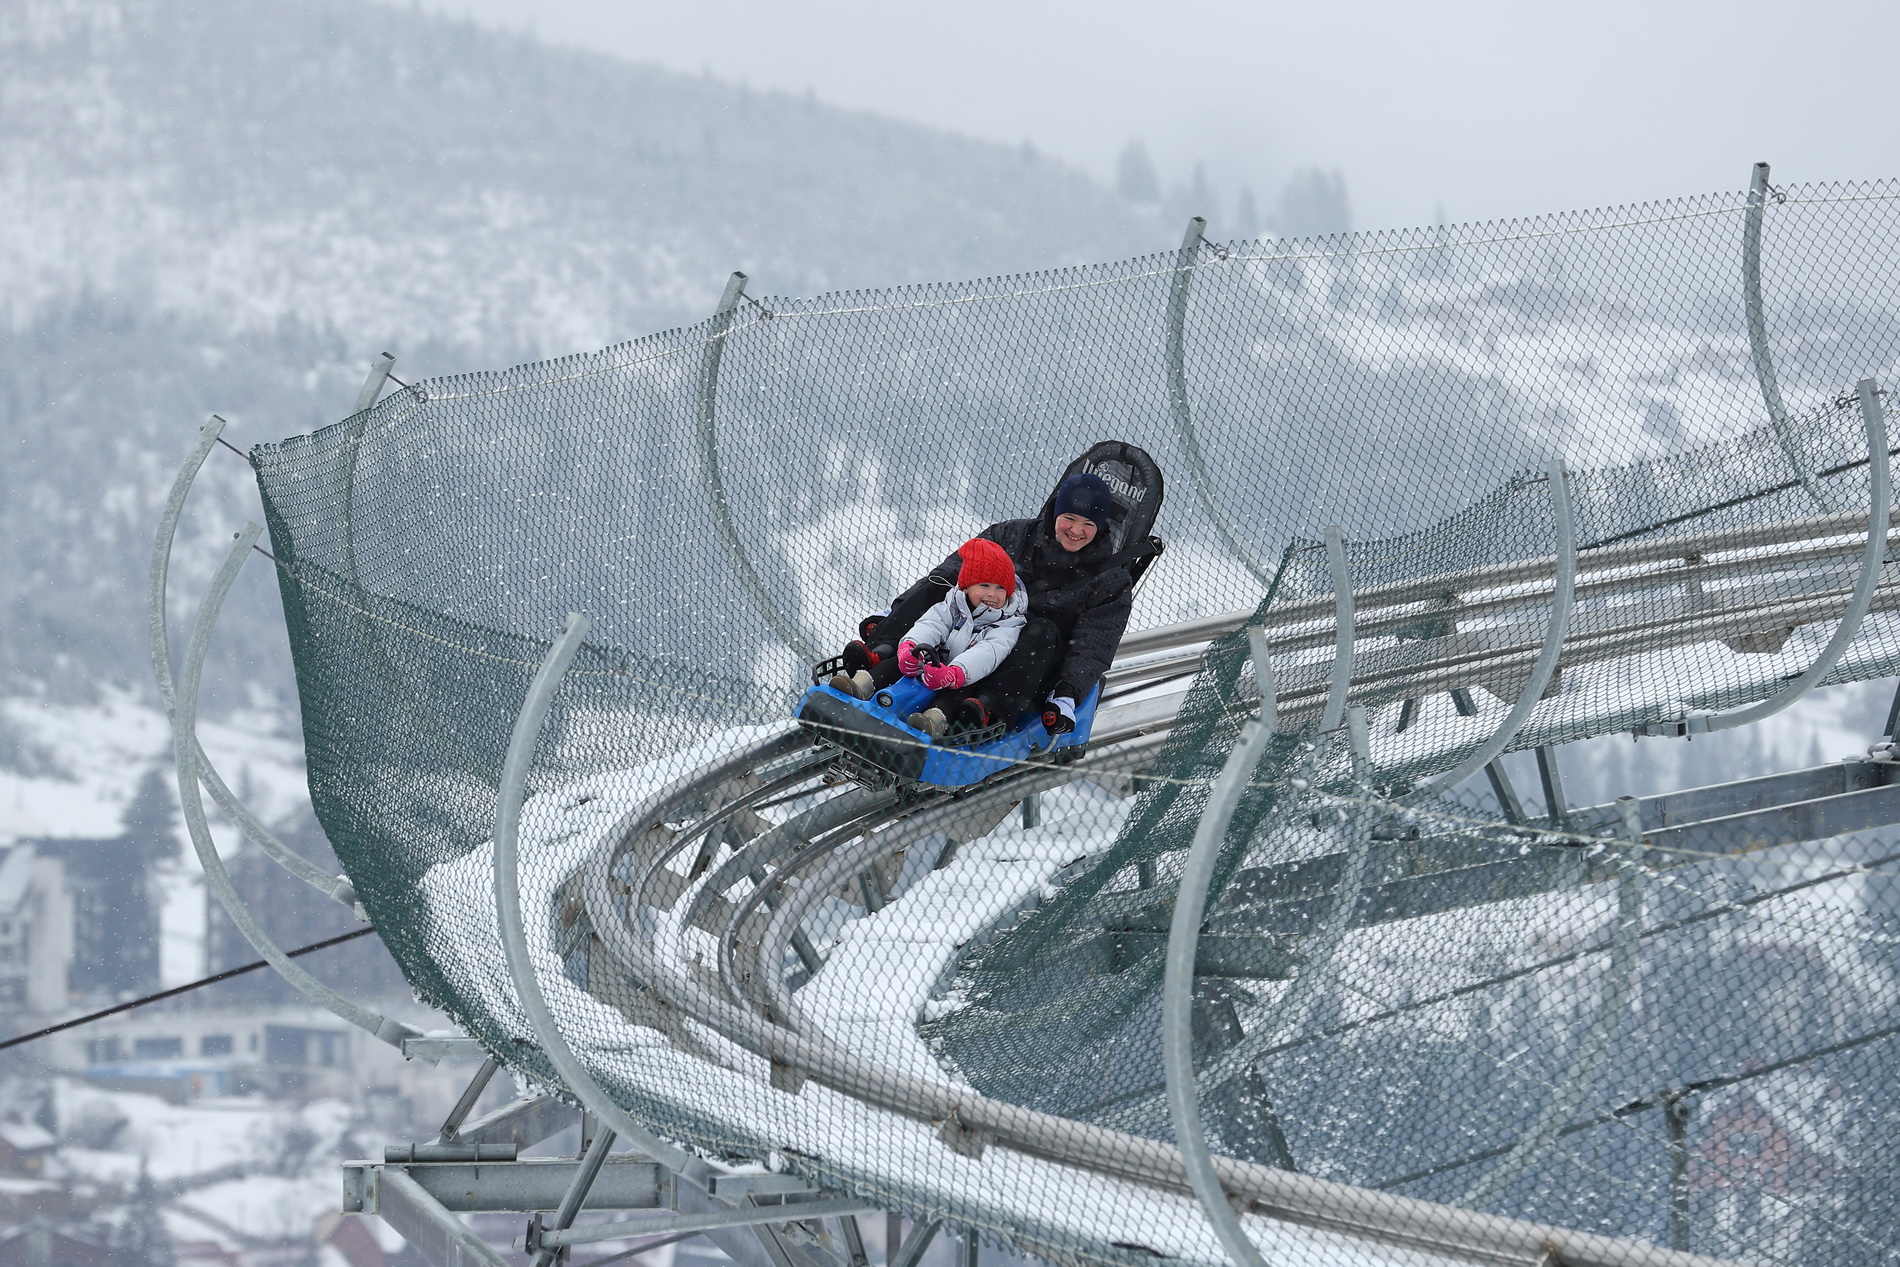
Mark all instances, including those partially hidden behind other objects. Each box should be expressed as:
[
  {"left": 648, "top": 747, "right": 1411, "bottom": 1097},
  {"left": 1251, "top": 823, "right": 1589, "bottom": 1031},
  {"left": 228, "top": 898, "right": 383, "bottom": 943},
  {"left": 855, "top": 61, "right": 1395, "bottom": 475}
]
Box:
[{"left": 247, "top": 179, "right": 1900, "bottom": 1267}]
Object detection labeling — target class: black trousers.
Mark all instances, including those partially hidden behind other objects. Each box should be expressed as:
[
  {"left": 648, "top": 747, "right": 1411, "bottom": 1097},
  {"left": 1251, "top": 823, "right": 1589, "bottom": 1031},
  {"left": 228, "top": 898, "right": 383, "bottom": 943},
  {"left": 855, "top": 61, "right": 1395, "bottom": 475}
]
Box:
[{"left": 869, "top": 618, "right": 1063, "bottom": 721}]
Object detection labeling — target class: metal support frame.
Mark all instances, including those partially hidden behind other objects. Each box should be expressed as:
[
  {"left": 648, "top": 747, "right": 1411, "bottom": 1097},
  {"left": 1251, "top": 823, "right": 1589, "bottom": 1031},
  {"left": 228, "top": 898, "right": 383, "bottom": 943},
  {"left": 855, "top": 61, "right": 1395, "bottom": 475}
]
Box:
[
  {"left": 169, "top": 523, "right": 418, "bottom": 1047},
  {"left": 1664, "top": 1093, "right": 1694, "bottom": 1251},
  {"left": 353, "top": 351, "right": 397, "bottom": 416},
  {"left": 438, "top": 1058, "right": 500, "bottom": 1141},
  {"left": 347, "top": 1157, "right": 664, "bottom": 1215},
  {"left": 1458, "top": 798, "right": 1645, "bottom": 1208},
  {"left": 149, "top": 418, "right": 361, "bottom": 913},
  {"left": 538, "top": 1200, "right": 879, "bottom": 1249},
  {"left": 1536, "top": 746, "right": 1569, "bottom": 824},
  {"left": 371, "top": 1168, "right": 512, "bottom": 1267},
  {"left": 530, "top": 1128, "right": 619, "bottom": 1266},
  {"left": 492, "top": 611, "right": 717, "bottom": 1188},
  {"left": 695, "top": 272, "right": 824, "bottom": 664},
  {"left": 1660, "top": 379, "right": 1889, "bottom": 735},
  {"left": 1163, "top": 625, "right": 1277, "bottom": 1267},
  {"left": 1742, "top": 163, "right": 1837, "bottom": 513},
  {"left": 1320, "top": 526, "right": 1355, "bottom": 733},
  {"left": 1417, "top": 459, "right": 1576, "bottom": 797},
  {"left": 1165, "top": 216, "right": 1276, "bottom": 588},
  {"left": 886, "top": 1220, "right": 941, "bottom": 1267}
]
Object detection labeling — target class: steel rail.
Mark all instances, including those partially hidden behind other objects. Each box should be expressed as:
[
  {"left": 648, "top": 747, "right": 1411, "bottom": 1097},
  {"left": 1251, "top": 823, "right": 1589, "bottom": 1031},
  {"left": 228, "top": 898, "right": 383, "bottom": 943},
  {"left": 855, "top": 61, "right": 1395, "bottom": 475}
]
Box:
[
  {"left": 1268, "top": 571, "right": 1900, "bottom": 722},
  {"left": 718, "top": 801, "right": 915, "bottom": 1018},
  {"left": 569, "top": 775, "right": 1736, "bottom": 1267},
  {"left": 750, "top": 734, "right": 1175, "bottom": 1032},
  {"left": 169, "top": 524, "right": 417, "bottom": 1047},
  {"left": 1163, "top": 625, "right": 1278, "bottom": 1267},
  {"left": 627, "top": 747, "right": 830, "bottom": 920},
  {"left": 1119, "top": 505, "right": 1889, "bottom": 660},
  {"left": 1414, "top": 459, "right": 1577, "bottom": 797},
  {"left": 1742, "top": 162, "right": 1837, "bottom": 513},
  {"left": 149, "top": 419, "right": 361, "bottom": 911},
  {"left": 491, "top": 610, "right": 720, "bottom": 1190}
]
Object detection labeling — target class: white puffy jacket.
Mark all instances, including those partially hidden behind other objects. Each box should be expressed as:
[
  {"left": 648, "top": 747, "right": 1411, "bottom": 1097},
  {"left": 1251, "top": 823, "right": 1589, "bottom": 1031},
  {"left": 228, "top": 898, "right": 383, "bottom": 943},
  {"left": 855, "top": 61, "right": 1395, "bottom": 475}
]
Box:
[{"left": 904, "top": 585, "right": 1028, "bottom": 685}]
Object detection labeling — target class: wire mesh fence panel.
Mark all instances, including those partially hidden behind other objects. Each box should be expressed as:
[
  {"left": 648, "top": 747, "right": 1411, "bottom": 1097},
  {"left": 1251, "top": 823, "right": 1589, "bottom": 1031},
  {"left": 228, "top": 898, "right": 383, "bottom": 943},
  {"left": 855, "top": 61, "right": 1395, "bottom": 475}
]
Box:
[{"left": 247, "top": 179, "right": 1900, "bottom": 1267}]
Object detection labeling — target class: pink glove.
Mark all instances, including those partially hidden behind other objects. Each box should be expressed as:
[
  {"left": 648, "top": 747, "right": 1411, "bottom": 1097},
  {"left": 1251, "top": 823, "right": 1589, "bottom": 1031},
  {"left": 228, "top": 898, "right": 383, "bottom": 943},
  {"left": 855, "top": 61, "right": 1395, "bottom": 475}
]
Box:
[
  {"left": 920, "top": 662, "right": 966, "bottom": 691},
  {"left": 896, "top": 641, "right": 924, "bottom": 677}
]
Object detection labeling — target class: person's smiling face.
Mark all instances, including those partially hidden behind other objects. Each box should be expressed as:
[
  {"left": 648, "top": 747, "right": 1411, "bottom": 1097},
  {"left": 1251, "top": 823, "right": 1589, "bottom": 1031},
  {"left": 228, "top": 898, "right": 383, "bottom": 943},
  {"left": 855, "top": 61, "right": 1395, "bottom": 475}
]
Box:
[
  {"left": 965, "top": 581, "right": 1009, "bottom": 610},
  {"left": 1054, "top": 513, "right": 1098, "bottom": 552}
]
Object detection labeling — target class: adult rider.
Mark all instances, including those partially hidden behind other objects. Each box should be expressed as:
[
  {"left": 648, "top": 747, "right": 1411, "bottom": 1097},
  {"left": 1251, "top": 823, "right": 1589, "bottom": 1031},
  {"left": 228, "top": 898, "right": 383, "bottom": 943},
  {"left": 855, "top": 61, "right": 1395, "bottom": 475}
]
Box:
[{"left": 840, "top": 472, "right": 1135, "bottom": 737}]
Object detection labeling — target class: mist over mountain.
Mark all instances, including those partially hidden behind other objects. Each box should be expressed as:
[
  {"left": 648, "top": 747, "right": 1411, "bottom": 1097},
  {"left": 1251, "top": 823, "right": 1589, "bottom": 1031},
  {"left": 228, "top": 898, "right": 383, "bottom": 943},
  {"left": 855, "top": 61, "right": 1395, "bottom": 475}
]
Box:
[{"left": 0, "top": 0, "right": 1172, "bottom": 707}]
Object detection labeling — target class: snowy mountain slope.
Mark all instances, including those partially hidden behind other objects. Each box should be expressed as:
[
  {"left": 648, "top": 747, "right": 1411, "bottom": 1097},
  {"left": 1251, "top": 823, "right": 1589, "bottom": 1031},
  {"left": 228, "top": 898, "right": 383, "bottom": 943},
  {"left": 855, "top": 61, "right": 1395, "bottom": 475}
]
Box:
[
  {"left": 0, "top": 0, "right": 1166, "bottom": 353},
  {"left": 0, "top": 0, "right": 1170, "bottom": 708}
]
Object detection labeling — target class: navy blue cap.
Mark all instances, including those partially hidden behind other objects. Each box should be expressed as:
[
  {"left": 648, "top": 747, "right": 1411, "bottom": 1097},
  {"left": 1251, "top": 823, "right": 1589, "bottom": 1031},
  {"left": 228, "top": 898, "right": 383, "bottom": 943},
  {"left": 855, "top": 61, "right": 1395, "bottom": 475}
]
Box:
[{"left": 1053, "top": 472, "right": 1115, "bottom": 529}]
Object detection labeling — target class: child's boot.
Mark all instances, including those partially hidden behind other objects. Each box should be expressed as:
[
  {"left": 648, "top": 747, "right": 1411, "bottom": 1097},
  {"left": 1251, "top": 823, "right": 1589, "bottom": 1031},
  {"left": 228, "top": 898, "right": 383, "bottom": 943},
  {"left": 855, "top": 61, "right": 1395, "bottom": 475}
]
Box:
[
  {"left": 827, "top": 669, "right": 875, "bottom": 699},
  {"left": 952, "top": 696, "right": 995, "bottom": 736},
  {"left": 907, "top": 707, "right": 948, "bottom": 739}
]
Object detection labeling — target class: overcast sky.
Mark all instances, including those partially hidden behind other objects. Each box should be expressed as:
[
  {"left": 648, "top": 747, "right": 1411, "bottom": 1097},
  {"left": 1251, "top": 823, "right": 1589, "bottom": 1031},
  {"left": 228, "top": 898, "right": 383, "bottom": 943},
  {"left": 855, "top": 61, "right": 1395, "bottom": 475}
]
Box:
[{"left": 427, "top": 0, "right": 1897, "bottom": 238}]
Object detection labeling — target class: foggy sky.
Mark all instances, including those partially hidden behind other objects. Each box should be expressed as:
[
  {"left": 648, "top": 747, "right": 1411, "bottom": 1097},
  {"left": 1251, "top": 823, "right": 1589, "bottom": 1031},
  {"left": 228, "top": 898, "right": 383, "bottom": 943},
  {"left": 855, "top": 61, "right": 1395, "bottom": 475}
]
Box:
[{"left": 424, "top": 0, "right": 1898, "bottom": 239}]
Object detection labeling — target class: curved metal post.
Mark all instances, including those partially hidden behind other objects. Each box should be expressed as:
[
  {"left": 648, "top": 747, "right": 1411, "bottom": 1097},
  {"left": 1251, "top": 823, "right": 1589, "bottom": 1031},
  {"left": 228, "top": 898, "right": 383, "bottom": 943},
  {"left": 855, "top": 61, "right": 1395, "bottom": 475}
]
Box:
[
  {"left": 1196, "top": 704, "right": 1376, "bottom": 1102},
  {"left": 1742, "top": 163, "right": 1837, "bottom": 513},
  {"left": 695, "top": 273, "right": 825, "bottom": 664},
  {"left": 1162, "top": 626, "right": 1276, "bottom": 1267},
  {"left": 1696, "top": 379, "right": 1889, "bottom": 733},
  {"left": 1459, "top": 798, "right": 1646, "bottom": 1208},
  {"left": 171, "top": 523, "right": 417, "bottom": 1047},
  {"left": 1416, "top": 459, "right": 1577, "bottom": 796},
  {"left": 1165, "top": 217, "right": 1276, "bottom": 589},
  {"left": 1319, "top": 526, "right": 1355, "bottom": 733},
  {"left": 353, "top": 351, "right": 396, "bottom": 417},
  {"left": 493, "top": 611, "right": 718, "bottom": 1189},
  {"left": 148, "top": 421, "right": 360, "bottom": 912}
]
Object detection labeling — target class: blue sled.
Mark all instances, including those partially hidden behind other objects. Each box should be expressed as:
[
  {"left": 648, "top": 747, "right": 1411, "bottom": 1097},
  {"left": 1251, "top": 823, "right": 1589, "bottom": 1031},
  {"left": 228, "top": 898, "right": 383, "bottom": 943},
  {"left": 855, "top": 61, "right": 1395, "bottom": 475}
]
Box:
[{"left": 795, "top": 675, "right": 1099, "bottom": 789}]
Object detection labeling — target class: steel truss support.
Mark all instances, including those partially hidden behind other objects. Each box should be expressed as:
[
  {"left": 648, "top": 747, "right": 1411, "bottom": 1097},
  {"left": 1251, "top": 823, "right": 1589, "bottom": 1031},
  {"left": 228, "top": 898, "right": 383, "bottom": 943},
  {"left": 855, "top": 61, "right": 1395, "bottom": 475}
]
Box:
[
  {"left": 1742, "top": 163, "right": 1837, "bottom": 513},
  {"left": 1165, "top": 216, "right": 1276, "bottom": 588},
  {"left": 695, "top": 272, "right": 825, "bottom": 664}
]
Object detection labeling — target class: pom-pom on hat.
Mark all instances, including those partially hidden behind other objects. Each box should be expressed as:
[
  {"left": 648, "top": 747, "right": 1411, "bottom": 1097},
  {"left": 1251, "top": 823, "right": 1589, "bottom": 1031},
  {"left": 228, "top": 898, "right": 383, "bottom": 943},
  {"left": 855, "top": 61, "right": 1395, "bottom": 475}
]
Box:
[
  {"left": 956, "top": 538, "right": 1017, "bottom": 598},
  {"left": 1053, "top": 472, "right": 1115, "bottom": 530}
]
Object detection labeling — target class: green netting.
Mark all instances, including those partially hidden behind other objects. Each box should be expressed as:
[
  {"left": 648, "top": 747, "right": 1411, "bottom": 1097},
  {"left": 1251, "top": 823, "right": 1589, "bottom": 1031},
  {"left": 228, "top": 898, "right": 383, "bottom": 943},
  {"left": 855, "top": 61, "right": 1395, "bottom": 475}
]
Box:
[{"left": 248, "top": 180, "right": 1900, "bottom": 1267}]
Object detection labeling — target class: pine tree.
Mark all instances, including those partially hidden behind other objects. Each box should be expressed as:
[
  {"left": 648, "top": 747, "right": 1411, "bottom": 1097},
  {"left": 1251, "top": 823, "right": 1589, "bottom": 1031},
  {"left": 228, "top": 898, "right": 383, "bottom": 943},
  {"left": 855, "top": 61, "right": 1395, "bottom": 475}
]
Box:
[{"left": 1116, "top": 140, "right": 1159, "bottom": 204}]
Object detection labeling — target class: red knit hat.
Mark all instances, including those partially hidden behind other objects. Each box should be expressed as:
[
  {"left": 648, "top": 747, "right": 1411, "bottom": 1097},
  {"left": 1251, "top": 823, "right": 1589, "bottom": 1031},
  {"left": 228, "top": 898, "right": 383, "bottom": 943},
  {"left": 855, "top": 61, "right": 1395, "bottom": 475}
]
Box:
[{"left": 956, "top": 538, "right": 1016, "bottom": 598}]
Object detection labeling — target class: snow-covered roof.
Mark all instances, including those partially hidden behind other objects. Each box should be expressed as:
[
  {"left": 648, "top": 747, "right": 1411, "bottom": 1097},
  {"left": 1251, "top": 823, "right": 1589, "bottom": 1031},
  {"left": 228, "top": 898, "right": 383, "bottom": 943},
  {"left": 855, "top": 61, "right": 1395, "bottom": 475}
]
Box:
[{"left": 0, "top": 1119, "right": 57, "bottom": 1152}]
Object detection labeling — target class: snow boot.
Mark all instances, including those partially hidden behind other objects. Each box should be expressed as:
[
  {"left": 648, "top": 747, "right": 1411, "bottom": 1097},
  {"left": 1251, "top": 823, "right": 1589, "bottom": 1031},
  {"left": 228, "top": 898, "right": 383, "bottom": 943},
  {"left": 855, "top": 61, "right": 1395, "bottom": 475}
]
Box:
[
  {"left": 907, "top": 707, "right": 948, "bottom": 740},
  {"left": 828, "top": 669, "right": 875, "bottom": 700}
]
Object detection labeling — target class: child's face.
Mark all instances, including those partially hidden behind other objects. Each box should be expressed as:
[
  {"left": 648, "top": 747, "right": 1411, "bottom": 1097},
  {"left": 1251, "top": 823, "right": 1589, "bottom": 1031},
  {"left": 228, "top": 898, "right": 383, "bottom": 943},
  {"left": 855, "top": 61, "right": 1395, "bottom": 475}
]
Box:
[{"left": 965, "top": 582, "right": 1009, "bottom": 610}]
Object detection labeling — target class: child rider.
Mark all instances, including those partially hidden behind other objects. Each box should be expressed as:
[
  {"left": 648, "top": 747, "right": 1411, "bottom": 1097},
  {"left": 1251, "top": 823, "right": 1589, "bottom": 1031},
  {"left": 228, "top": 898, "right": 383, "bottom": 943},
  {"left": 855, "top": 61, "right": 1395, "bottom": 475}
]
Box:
[{"left": 829, "top": 538, "right": 1027, "bottom": 739}]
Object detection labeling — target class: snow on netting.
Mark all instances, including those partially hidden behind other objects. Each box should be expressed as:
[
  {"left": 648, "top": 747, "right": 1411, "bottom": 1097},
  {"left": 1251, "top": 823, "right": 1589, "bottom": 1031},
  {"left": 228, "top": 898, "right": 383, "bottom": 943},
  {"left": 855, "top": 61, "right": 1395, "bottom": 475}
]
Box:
[{"left": 251, "top": 181, "right": 1900, "bottom": 1266}]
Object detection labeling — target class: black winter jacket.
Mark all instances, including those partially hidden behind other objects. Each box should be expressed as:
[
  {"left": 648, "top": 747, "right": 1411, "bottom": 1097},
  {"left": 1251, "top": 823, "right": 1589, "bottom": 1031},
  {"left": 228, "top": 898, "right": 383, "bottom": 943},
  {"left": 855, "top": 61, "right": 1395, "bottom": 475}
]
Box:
[{"left": 889, "top": 505, "right": 1135, "bottom": 700}]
